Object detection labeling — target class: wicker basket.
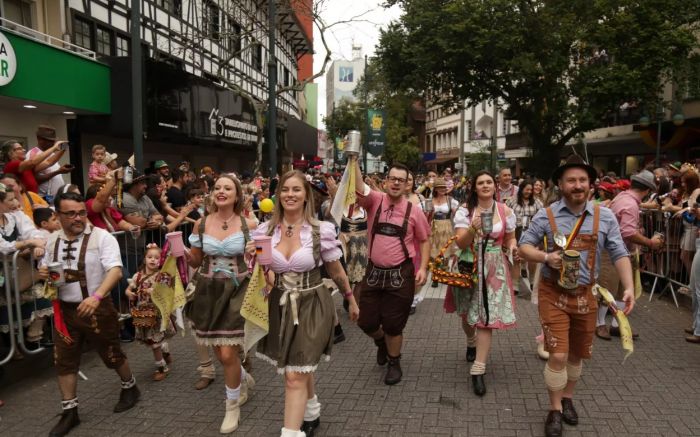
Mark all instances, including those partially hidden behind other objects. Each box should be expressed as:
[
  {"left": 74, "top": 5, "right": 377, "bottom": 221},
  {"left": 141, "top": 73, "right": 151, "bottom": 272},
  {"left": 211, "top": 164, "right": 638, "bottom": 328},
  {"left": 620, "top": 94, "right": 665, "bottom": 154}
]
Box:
[{"left": 429, "top": 236, "right": 477, "bottom": 288}]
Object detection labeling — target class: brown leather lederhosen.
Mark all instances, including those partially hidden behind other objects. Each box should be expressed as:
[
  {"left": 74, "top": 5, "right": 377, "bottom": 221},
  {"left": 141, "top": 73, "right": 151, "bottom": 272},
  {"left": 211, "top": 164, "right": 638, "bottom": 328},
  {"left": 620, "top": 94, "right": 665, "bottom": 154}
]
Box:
[
  {"left": 538, "top": 205, "right": 601, "bottom": 359},
  {"left": 52, "top": 230, "right": 126, "bottom": 375},
  {"left": 357, "top": 199, "right": 416, "bottom": 337}
]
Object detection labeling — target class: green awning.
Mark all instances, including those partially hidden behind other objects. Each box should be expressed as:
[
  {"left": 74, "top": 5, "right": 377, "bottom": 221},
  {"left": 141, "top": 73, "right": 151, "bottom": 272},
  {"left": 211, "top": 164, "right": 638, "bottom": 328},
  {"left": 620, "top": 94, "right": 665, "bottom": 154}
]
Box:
[{"left": 0, "top": 29, "right": 110, "bottom": 114}]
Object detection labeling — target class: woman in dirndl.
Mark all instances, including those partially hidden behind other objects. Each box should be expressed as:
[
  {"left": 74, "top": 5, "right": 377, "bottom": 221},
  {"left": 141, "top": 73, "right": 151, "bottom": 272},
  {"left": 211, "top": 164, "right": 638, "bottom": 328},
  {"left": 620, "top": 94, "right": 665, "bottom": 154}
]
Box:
[
  {"left": 338, "top": 202, "right": 367, "bottom": 291},
  {"left": 429, "top": 178, "right": 460, "bottom": 287},
  {"left": 251, "top": 170, "right": 359, "bottom": 437},
  {"left": 453, "top": 170, "right": 517, "bottom": 397},
  {"left": 184, "top": 174, "right": 258, "bottom": 434}
]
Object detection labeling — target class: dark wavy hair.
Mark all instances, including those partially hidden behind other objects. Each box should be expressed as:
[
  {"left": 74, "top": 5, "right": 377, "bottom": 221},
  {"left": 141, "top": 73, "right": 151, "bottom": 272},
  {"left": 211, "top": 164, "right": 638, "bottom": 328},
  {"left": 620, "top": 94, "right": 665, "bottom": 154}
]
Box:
[
  {"left": 515, "top": 179, "right": 535, "bottom": 207},
  {"left": 466, "top": 170, "right": 496, "bottom": 212}
]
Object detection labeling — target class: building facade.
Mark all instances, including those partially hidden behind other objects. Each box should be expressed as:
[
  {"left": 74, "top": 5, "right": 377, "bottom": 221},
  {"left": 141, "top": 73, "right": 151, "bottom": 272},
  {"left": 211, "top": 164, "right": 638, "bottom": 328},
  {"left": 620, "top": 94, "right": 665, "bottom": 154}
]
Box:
[{"left": 325, "top": 44, "right": 365, "bottom": 114}]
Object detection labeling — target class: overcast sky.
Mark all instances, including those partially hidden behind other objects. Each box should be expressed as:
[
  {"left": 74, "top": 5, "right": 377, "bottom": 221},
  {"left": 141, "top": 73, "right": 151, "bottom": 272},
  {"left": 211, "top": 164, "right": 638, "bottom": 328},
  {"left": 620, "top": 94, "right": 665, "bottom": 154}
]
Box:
[{"left": 313, "top": 0, "right": 402, "bottom": 129}]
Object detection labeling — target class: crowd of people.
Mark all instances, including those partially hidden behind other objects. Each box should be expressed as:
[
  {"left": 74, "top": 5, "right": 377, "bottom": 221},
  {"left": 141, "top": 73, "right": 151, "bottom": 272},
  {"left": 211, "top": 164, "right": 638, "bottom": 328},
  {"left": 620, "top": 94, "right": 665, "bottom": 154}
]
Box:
[{"left": 0, "top": 124, "right": 699, "bottom": 437}]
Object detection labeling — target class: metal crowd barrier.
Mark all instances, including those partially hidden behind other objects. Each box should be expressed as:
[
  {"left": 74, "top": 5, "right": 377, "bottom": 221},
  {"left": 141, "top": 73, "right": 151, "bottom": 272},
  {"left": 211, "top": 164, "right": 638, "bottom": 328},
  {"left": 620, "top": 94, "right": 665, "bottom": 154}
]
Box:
[
  {"left": 0, "top": 221, "right": 196, "bottom": 366},
  {"left": 639, "top": 210, "right": 695, "bottom": 308}
]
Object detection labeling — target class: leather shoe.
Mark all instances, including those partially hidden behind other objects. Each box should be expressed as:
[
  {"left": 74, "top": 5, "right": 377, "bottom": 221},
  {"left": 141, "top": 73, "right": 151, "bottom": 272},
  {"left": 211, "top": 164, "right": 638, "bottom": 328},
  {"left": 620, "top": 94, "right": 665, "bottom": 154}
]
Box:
[
  {"left": 471, "top": 374, "right": 486, "bottom": 397},
  {"left": 194, "top": 377, "right": 214, "bottom": 390},
  {"left": 561, "top": 397, "right": 578, "bottom": 425},
  {"left": 113, "top": 385, "right": 140, "bottom": 413},
  {"left": 465, "top": 347, "right": 476, "bottom": 362},
  {"left": 544, "top": 410, "right": 563, "bottom": 437},
  {"left": 301, "top": 418, "right": 320, "bottom": 437},
  {"left": 374, "top": 338, "right": 388, "bottom": 366},
  {"left": 685, "top": 327, "right": 695, "bottom": 335},
  {"left": 384, "top": 355, "right": 402, "bottom": 385},
  {"left": 686, "top": 334, "right": 700, "bottom": 343},
  {"left": 610, "top": 326, "right": 639, "bottom": 339},
  {"left": 49, "top": 407, "right": 80, "bottom": 437},
  {"left": 409, "top": 305, "right": 416, "bottom": 315},
  {"left": 595, "top": 325, "right": 611, "bottom": 340}
]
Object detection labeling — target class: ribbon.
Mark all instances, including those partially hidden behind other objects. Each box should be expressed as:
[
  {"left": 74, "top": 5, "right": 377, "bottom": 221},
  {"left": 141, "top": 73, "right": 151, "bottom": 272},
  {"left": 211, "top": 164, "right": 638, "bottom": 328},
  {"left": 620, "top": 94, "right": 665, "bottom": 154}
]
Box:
[
  {"left": 151, "top": 255, "right": 187, "bottom": 332},
  {"left": 564, "top": 211, "right": 588, "bottom": 250},
  {"left": 594, "top": 284, "right": 634, "bottom": 362},
  {"left": 52, "top": 300, "right": 73, "bottom": 345},
  {"left": 330, "top": 155, "right": 357, "bottom": 226},
  {"left": 241, "top": 262, "right": 269, "bottom": 355},
  {"left": 632, "top": 249, "right": 642, "bottom": 300}
]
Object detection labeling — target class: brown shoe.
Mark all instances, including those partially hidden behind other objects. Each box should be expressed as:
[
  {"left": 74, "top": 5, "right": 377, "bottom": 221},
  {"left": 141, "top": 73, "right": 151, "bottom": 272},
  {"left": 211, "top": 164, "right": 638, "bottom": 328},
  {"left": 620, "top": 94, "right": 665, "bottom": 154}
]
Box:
[
  {"left": 685, "top": 327, "right": 695, "bottom": 335},
  {"left": 194, "top": 376, "right": 214, "bottom": 390},
  {"left": 595, "top": 325, "right": 611, "bottom": 340},
  {"left": 153, "top": 366, "right": 169, "bottom": 381},
  {"left": 686, "top": 334, "right": 700, "bottom": 343}
]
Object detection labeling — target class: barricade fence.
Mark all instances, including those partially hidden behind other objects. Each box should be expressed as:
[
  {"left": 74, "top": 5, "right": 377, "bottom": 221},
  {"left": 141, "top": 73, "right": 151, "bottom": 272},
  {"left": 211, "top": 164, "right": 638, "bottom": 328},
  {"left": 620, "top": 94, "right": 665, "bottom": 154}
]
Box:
[
  {"left": 0, "top": 222, "right": 195, "bottom": 366},
  {"left": 639, "top": 209, "right": 695, "bottom": 307}
]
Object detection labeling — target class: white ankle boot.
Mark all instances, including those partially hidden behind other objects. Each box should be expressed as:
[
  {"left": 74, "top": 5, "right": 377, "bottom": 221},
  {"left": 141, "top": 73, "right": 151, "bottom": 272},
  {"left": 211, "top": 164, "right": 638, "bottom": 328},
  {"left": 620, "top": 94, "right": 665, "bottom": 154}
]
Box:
[
  {"left": 280, "top": 428, "right": 306, "bottom": 437},
  {"left": 220, "top": 399, "right": 240, "bottom": 434},
  {"left": 239, "top": 373, "right": 256, "bottom": 406}
]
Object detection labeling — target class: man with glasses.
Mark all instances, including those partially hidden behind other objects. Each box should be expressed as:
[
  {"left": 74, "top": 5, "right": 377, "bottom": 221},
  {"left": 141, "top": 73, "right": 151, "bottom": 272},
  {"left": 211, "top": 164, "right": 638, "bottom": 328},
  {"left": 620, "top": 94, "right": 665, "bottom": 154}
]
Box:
[
  {"left": 353, "top": 159, "right": 431, "bottom": 385},
  {"left": 39, "top": 192, "right": 139, "bottom": 437}
]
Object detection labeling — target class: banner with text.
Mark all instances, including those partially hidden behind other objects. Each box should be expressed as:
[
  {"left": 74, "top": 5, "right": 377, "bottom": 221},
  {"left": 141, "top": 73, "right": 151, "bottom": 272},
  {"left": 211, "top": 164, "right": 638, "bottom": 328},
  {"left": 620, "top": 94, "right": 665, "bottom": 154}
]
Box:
[{"left": 367, "top": 109, "right": 386, "bottom": 156}]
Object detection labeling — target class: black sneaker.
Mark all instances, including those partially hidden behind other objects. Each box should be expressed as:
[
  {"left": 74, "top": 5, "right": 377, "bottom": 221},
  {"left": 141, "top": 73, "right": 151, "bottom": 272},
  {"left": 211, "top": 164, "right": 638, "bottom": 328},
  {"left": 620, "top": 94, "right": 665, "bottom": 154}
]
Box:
[
  {"left": 49, "top": 407, "right": 80, "bottom": 437},
  {"left": 113, "top": 385, "right": 140, "bottom": 413},
  {"left": 301, "top": 418, "right": 320, "bottom": 437},
  {"left": 385, "top": 355, "right": 402, "bottom": 385}
]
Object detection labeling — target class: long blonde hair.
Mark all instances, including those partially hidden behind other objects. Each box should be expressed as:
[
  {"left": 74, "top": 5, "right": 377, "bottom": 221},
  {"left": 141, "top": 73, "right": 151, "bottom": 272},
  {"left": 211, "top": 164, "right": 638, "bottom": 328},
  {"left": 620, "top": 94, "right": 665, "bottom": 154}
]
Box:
[
  {"left": 209, "top": 174, "right": 244, "bottom": 215},
  {"left": 266, "top": 170, "right": 319, "bottom": 234}
]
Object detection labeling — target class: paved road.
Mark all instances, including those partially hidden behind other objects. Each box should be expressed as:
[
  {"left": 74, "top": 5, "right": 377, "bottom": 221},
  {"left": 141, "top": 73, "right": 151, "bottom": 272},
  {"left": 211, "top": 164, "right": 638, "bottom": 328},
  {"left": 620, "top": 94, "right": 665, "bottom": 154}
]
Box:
[{"left": 2, "top": 284, "right": 700, "bottom": 436}]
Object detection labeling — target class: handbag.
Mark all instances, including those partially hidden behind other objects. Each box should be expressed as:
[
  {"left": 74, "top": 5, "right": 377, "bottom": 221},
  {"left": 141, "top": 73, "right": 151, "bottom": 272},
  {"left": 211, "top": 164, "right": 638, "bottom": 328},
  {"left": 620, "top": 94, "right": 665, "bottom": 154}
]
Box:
[
  {"left": 429, "top": 236, "right": 477, "bottom": 288},
  {"left": 131, "top": 302, "right": 158, "bottom": 328}
]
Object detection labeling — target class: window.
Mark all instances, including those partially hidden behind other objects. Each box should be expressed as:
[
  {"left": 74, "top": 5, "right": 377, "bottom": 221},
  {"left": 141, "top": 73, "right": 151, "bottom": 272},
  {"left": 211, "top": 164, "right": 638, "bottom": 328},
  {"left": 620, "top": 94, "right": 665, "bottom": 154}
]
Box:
[
  {"left": 204, "top": 1, "right": 220, "bottom": 40},
  {"left": 251, "top": 43, "right": 262, "bottom": 71},
  {"left": 339, "top": 66, "right": 353, "bottom": 82},
  {"left": 116, "top": 35, "right": 129, "bottom": 56},
  {"left": 157, "top": 0, "right": 181, "bottom": 15},
  {"left": 227, "top": 18, "right": 241, "bottom": 54},
  {"left": 3, "top": 0, "right": 32, "bottom": 28},
  {"left": 96, "top": 26, "right": 112, "bottom": 56},
  {"left": 73, "top": 17, "right": 93, "bottom": 50},
  {"left": 284, "top": 66, "right": 290, "bottom": 87}
]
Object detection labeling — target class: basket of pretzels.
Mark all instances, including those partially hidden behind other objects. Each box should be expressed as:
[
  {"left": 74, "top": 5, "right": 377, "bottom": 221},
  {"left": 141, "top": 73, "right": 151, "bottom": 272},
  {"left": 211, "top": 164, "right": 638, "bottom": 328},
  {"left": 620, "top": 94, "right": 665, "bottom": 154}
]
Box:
[{"left": 429, "top": 236, "right": 477, "bottom": 289}]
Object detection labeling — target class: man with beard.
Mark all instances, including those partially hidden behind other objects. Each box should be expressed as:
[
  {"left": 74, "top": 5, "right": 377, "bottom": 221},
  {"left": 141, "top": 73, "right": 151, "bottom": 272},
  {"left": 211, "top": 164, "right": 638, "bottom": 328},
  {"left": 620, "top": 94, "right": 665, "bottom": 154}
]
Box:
[
  {"left": 39, "top": 191, "right": 139, "bottom": 436},
  {"left": 353, "top": 159, "right": 431, "bottom": 385},
  {"left": 518, "top": 155, "right": 634, "bottom": 437},
  {"left": 154, "top": 160, "right": 171, "bottom": 184},
  {"left": 496, "top": 167, "right": 518, "bottom": 203}
]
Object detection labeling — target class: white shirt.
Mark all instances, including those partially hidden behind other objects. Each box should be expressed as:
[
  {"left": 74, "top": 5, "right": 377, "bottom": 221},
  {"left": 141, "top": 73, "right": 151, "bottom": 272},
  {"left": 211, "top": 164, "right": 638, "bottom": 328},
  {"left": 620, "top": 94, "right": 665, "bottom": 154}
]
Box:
[
  {"left": 27, "top": 147, "right": 65, "bottom": 198},
  {"left": 433, "top": 198, "right": 460, "bottom": 215},
  {"left": 0, "top": 211, "right": 44, "bottom": 255},
  {"left": 453, "top": 205, "right": 516, "bottom": 235},
  {"left": 42, "top": 225, "right": 123, "bottom": 303}
]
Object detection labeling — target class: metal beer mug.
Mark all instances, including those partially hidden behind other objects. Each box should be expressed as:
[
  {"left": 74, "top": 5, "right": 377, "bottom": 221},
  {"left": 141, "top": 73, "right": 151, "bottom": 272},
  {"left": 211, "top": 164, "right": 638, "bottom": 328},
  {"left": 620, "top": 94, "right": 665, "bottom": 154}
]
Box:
[
  {"left": 424, "top": 199, "right": 433, "bottom": 212},
  {"left": 345, "top": 130, "right": 362, "bottom": 156},
  {"left": 558, "top": 249, "right": 581, "bottom": 290}
]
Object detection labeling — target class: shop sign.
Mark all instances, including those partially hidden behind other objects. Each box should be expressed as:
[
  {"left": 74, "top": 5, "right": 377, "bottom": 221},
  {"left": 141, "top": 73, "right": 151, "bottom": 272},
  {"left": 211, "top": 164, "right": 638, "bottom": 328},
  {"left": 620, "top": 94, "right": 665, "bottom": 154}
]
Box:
[
  {"left": 0, "top": 32, "right": 17, "bottom": 86},
  {"left": 367, "top": 108, "right": 386, "bottom": 156},
  {"left": 208, "top": 108, "right": 258, "bottom": 143}
]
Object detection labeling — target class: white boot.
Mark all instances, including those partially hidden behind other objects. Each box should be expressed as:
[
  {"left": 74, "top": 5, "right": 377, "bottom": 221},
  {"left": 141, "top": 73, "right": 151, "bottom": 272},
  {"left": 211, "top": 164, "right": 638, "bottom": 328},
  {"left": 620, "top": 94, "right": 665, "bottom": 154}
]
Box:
[
  {"left": 239, "top": 372, "right": 256, "bottom": 406},
  {"left": 280, "top": 428, "right": 306, "bottom": 437},
  {"left": 220, "top": 399, "right": 240, "bottom": 434}
]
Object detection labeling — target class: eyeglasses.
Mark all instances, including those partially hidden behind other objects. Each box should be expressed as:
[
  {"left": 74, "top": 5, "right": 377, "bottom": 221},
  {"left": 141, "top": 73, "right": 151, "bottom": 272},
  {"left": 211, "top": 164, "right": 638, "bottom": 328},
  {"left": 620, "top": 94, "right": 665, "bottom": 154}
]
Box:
[
  {"left": 387, "top": 176, "right": 407, "bottom": 184},
  {"left": 57, "top": 210, "right": 88, "bottom": 219}
]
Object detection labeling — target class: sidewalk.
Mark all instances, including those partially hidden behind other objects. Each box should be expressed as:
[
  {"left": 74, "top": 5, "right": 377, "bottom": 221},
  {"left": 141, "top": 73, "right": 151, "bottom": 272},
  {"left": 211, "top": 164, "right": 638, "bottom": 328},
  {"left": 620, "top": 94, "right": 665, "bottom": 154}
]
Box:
[{"left": 2, "top": 284, "right": 700, "bottom": 436}]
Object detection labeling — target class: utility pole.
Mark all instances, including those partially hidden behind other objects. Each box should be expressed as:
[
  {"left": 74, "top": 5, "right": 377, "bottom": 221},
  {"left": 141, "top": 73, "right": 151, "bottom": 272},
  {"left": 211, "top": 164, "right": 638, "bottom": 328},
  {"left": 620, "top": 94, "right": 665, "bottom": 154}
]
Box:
[
  {"left": 267, "top": 0, "right": 277, "bottom": 177},
  {"left": 363, "top": 54, "right": 369, "bottom": 172},
  {"left": 130, "top": 0, "right": 143, "bottom": 170}
]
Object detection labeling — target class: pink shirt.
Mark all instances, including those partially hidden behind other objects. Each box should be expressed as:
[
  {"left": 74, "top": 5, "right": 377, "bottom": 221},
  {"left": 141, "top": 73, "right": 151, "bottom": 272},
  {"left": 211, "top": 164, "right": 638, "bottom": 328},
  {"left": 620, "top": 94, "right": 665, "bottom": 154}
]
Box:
[
  {"left": 89, "top": 162, "right": 109, "bottom": 183},
  {"left": 609, "top": 190, "right": 641, "bottom": 251},
  {"left": 252, "top": 221, "right": 342, "bottom": 273},
  {"left": 358, "top": 186, "right": 431, "bottom": 268}
]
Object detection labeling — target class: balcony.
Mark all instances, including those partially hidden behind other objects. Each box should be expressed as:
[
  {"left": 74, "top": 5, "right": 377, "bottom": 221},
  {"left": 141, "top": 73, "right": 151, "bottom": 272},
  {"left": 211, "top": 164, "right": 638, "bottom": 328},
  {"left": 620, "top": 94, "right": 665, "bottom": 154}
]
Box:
[
  {"left": 426, "top": 120, "right": 436, "bottom": 132},
  {"left": 0, "top": 18, "right": 96, "bottom": 60}
]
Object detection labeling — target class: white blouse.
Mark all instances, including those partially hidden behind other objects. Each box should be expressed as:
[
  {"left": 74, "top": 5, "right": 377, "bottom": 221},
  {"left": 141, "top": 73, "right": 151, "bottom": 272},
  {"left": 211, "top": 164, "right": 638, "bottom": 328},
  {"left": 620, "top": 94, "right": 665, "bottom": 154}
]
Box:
[
  {"left": 453, "top": 205, "right": 516, "bottom": 236},
  {"left": 0, "top": 211, "right": 44, "bottom": 255}
]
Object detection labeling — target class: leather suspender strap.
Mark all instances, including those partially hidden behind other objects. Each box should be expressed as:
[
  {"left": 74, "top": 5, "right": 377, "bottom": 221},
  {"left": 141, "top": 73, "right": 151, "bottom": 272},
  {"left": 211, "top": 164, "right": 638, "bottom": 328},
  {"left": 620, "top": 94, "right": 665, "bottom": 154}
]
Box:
[
  {"left": 545, "top": 207, "right": 558, "bottom": 237},
  {"left": 199, "top": 216, "right": 209, "bottom": 273},
  {"left": 238, "top": 216, "right": 250, "bottom": 273},
  {"left": 400, "top": 201, "right": 413, "bottom": 260},
  {"left": 52, "top": 236, "right": 60, "bottom": 262},
  {"left": 311, "top": 224, "right": 321, "bottom": 266},
  {"left": 588, "top": 205, "right": 600, "bottom": 285},
  {"left": 77, "top": 232, "right": 92, "bottom": 299},
  {"left": 368, "top": 199, "right": 384, "bottom": 255}
]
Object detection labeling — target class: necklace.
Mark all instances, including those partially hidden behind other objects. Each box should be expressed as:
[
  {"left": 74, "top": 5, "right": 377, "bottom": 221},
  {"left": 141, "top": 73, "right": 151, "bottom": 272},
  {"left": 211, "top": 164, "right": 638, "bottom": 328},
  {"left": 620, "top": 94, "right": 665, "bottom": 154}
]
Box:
[
  {"left": 282, "top": 218, "right": 303, "bottom": 237},
  {"left": 218, "top": 213, "right": 236, "bottom": 230}
]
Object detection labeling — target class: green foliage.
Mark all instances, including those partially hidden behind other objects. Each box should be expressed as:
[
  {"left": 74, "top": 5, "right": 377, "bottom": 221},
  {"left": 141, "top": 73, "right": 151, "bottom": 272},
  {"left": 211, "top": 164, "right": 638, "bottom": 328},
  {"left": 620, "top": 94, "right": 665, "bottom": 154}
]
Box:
[
  {"left": 465, "top": 141, "right": 493, "bottom": 174},
  {"left": 376, "top": 0, "right": 700, "bottom": 176},
  {"left": 322, "top": 100, "right": 365, "bottom": 143}
]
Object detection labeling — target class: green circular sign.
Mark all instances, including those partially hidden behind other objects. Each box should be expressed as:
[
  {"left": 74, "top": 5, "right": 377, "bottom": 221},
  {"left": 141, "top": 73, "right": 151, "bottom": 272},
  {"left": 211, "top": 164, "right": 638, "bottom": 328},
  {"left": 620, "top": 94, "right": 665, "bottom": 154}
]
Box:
[{"left": 0, "top": 33, "right": 17, "bottom": 86}]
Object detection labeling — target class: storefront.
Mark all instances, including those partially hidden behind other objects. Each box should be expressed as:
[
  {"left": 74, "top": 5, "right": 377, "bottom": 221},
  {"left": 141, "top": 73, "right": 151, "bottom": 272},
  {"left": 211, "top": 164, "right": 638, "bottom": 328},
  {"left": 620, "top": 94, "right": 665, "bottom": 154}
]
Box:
[{"left": 0, "top": 25, "right": 110, "bottom": 179}]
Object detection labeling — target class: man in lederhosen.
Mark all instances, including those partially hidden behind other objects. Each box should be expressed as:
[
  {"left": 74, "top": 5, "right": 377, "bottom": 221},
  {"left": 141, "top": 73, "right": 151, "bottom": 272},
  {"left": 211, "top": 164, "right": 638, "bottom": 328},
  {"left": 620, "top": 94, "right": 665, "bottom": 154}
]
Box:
[
  {"left": 353, "top": 159, "right": 431, "bottom": 385},
  {"left": 519, "top": 156, "right": 634, "bottom": 437},
  {"left": 39, "top": 192, "right": 139, "bottom": 437}
]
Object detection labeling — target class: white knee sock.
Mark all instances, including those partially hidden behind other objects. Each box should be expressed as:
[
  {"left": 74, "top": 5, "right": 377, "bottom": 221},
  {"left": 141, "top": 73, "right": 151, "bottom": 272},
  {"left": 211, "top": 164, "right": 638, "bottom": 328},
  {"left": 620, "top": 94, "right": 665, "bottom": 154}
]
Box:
[
  {"left": 225, "top": 384, "right": 241, "bottom": 401},
  {"left": 470, "top": 361, "right": 486, "bottom": 375},
  {"left": 596, "top": 305, "right": 608, "bottom": 327},
  {"left": 304, "top": 394, "right": 321, "bottom": 421}
]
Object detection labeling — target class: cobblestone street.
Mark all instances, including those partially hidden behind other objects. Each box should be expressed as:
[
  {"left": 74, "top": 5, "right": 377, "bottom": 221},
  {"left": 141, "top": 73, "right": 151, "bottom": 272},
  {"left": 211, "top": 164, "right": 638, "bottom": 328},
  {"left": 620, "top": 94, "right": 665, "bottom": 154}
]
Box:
[{"left": 2, "top": 285, "right": 700, "bottom": 436}]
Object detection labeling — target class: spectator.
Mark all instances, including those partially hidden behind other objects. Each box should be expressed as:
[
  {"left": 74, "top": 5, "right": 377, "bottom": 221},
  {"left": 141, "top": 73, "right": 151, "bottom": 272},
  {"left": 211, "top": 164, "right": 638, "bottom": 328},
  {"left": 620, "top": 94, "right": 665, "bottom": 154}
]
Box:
[
  {"left": 32, "top": 207, "right": 61, "bottom": 240},
  {"left": 186, "top": 188, "right": 205, "bottom": 220},
  {"left": 154, "top": 160, "right": 170, "bottom": 182},
  {"left": 120, "top": 171, "right": 164, "bottom": 232},
  {"left": 25, "top": 126, "right": 73, "bottom": 200},
  {"left": 0, "top": 173, "right": 48, "bottom": 222},
  {"left": 166, "top": 168, "right": 187, "bottom": 211},
  {"left": 88, "top": 145, "right": 109, "bottom": 186},
  {"left": 104, "top": 152, "right": 120, "bottom": 170},
  {"left": 85, "top": 169, "right": 132, "bottom": 233},
  {"left": 200, "top": 165, "right": 214, "bottom": 179},
  {"left": 1, "top": 139, "right": 65, "bottom": 195}
]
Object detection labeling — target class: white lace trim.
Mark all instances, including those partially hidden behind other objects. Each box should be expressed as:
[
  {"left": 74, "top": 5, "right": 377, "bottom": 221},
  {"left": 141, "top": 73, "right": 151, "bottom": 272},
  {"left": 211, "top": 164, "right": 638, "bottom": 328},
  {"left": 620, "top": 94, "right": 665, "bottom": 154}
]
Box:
[
  {"left": 0, "top": 307, "right": 53, "bottom": 333},
  {"left": 195, "top": 337, "right": 245, "bottom": 347},
  {"left": 256, "top": 352, "right": 331, "bottom": 375}
]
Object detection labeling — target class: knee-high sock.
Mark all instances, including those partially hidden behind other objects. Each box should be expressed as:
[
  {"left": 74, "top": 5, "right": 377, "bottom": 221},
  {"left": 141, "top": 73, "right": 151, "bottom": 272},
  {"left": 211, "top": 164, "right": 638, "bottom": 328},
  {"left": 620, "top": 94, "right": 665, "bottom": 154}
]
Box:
[{"left": 304, "top": 394, "right": 321, "bottom": 421}]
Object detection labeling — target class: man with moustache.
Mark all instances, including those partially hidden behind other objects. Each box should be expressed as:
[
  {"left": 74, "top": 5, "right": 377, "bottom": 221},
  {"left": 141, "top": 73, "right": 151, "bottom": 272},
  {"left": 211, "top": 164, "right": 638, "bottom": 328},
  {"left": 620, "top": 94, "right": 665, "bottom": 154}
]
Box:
[
  {"left": 518, "top": 155, "right": 634, "bottom": 437},
  {"left": 353, "top": 159, "right": 431, "bottom": 385},
  {"left": 39, "top": 191, "right": 139, "bottom": 437}
]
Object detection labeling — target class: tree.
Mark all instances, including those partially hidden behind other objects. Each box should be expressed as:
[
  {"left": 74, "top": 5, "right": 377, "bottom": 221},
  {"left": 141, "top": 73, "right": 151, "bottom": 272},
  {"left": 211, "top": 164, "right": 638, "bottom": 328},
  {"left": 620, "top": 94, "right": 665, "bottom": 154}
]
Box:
[{"left": 377, "top": 0, "right": 700, "bottom": 176}]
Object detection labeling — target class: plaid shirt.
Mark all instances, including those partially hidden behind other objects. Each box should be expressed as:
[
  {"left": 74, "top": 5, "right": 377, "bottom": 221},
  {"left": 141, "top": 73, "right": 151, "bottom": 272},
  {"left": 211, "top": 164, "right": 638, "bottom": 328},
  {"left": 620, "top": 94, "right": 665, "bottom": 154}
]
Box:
[{"left": 506, "top": 198, "right": 543, "bottom": 228}]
